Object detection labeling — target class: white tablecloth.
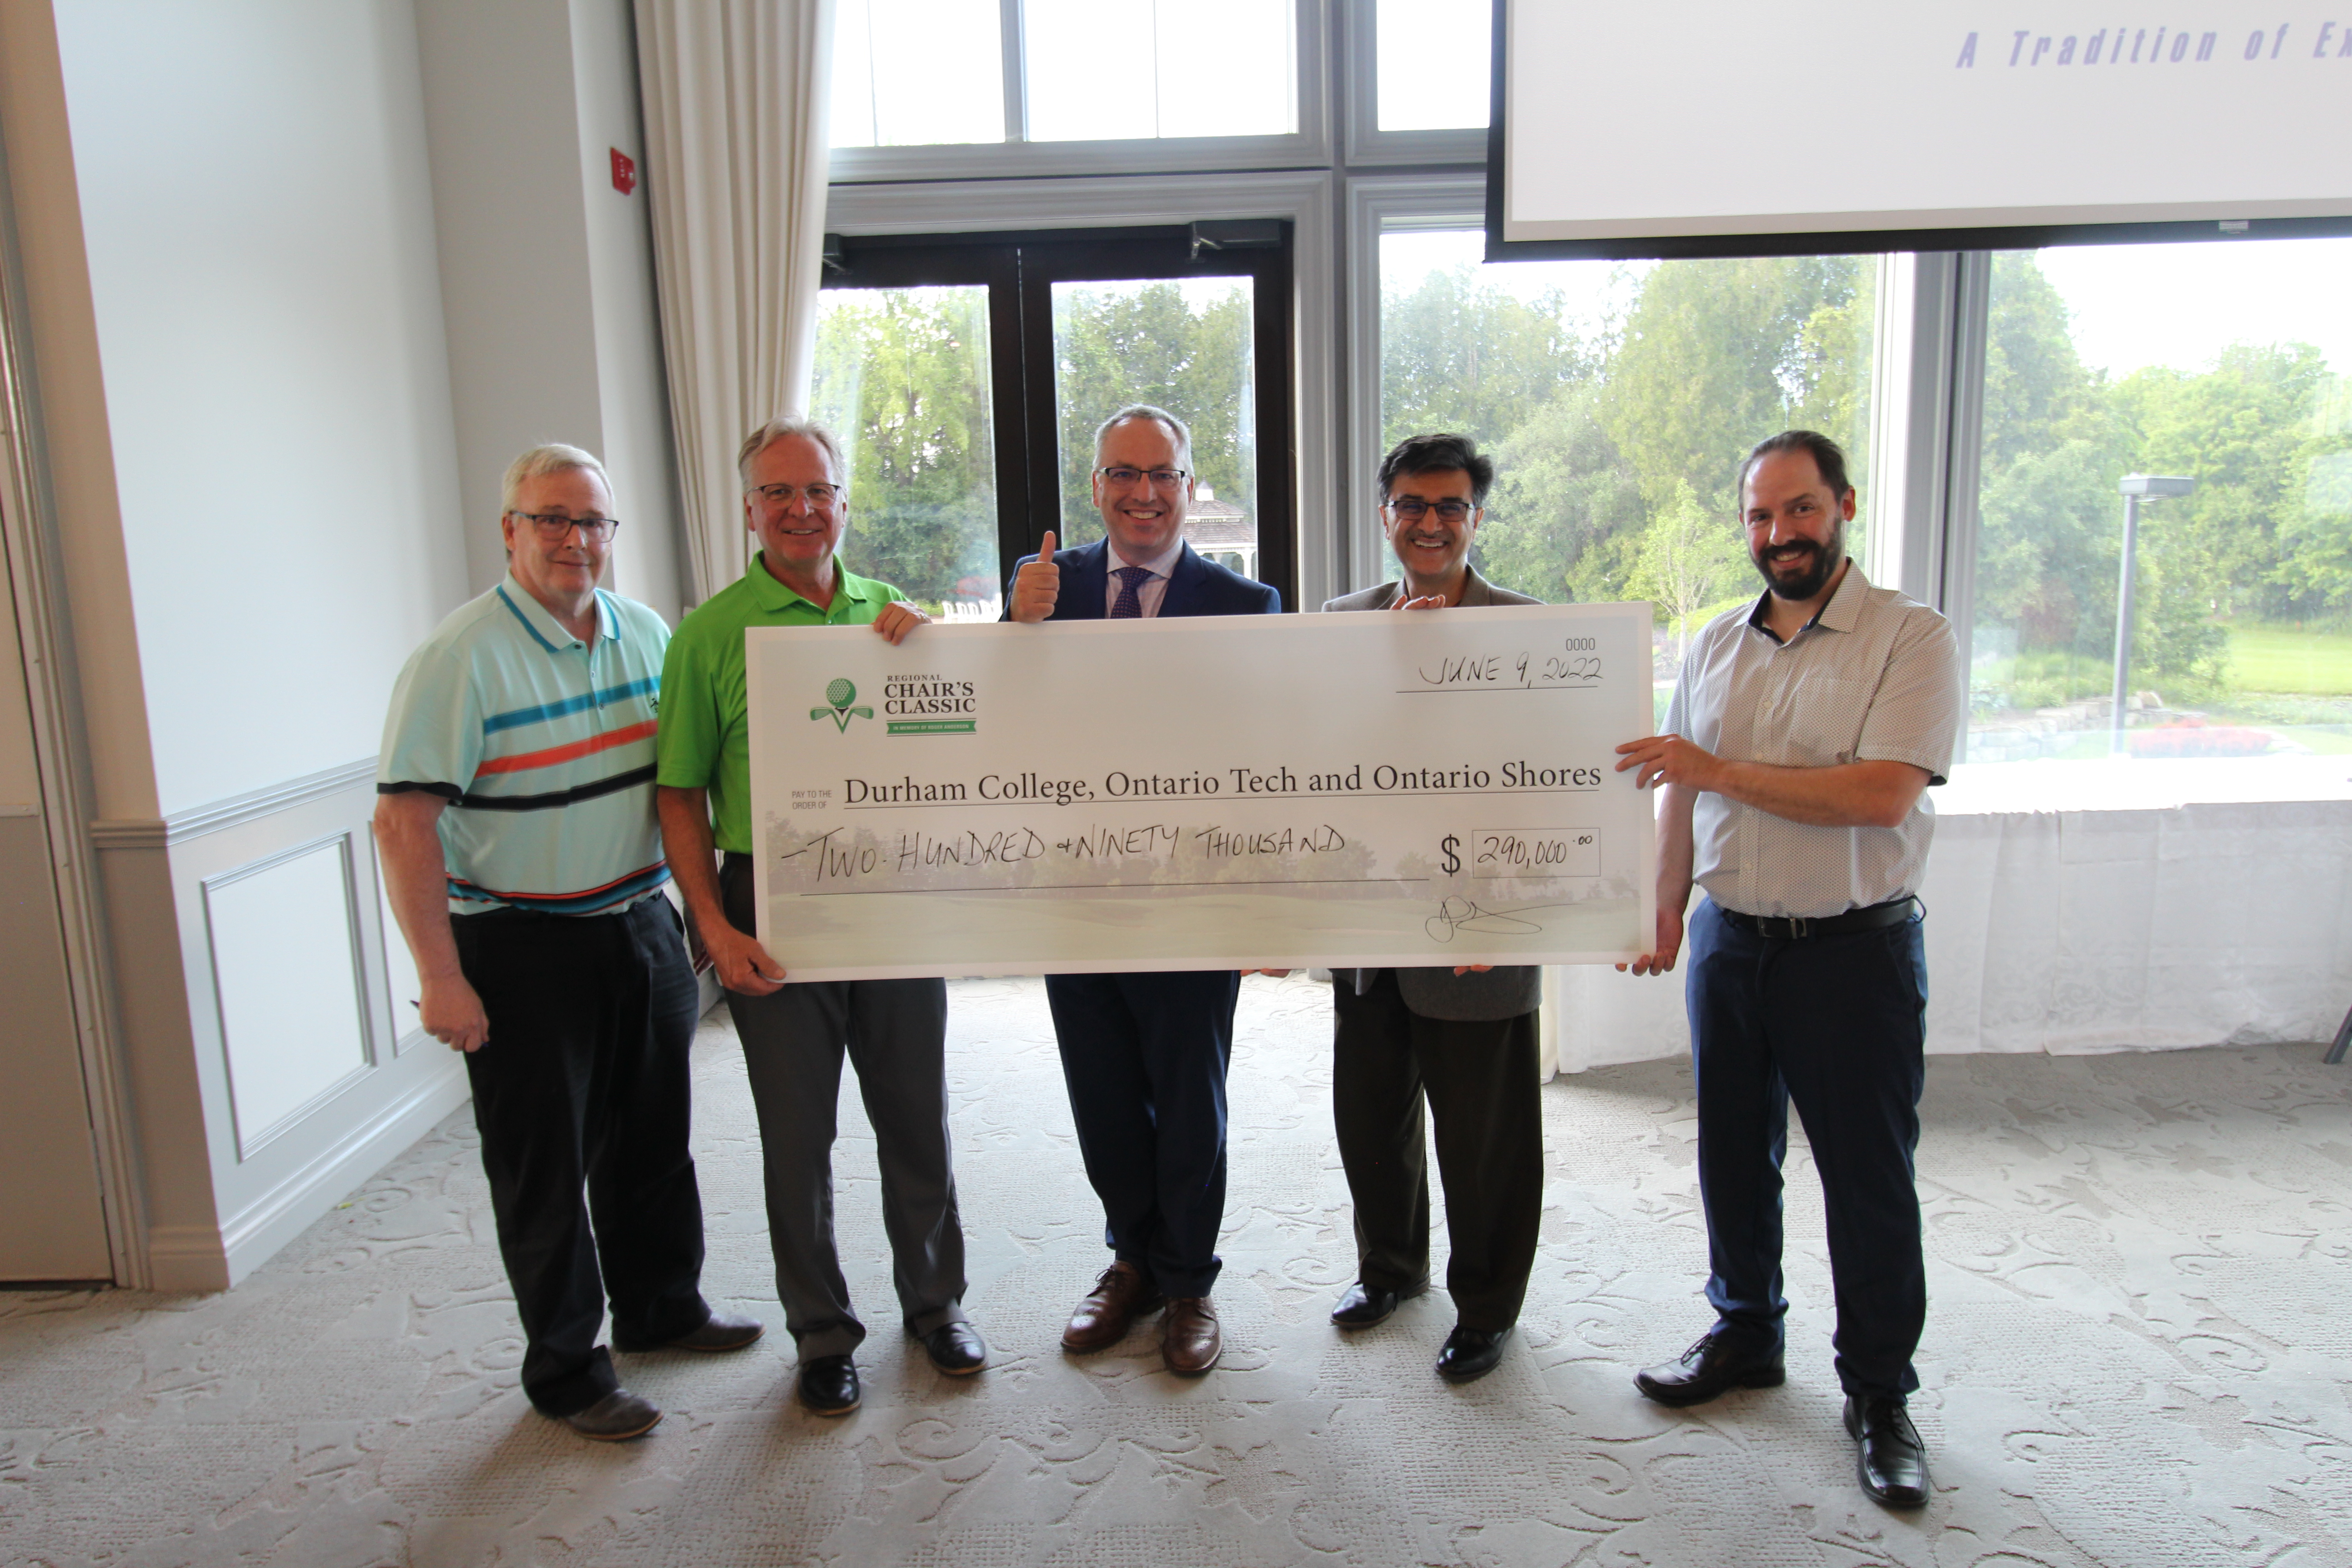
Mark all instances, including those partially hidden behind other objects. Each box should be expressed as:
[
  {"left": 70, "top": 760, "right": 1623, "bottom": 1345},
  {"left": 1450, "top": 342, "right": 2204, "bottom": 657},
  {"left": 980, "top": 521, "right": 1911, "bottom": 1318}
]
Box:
[{"left": 1539, "top": 757, "right": 2352, "bottom": 1076}]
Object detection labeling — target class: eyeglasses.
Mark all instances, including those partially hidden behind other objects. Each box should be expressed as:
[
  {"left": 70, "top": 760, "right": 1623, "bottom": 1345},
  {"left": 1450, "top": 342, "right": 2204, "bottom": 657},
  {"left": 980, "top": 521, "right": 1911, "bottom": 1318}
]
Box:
[
  {"left": 512, "top": 511, "right": 620, "bottom": 541},
  {"left": 747, "top": 481, "right": 843, "bottom": 510},
  {"left": 1384, "top": 497, "right": 1475, "bottom": 523},
  {"left": 1095, "top": 466, "right": 1190, "bottom": 490}
]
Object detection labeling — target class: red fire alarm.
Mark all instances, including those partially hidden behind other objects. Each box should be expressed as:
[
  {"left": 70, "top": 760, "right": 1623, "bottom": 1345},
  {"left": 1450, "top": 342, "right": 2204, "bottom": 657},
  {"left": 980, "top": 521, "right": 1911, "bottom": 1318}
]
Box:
[{"left": 609, "top": 147, "right": 637, "bottom": 195}]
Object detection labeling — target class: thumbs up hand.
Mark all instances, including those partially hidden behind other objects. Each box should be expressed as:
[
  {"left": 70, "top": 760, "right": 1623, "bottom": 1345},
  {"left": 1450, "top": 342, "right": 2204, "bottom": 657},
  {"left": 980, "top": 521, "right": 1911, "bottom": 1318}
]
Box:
[{"left": 1010, "top": 531, "right": 1060, "bottom": 624}]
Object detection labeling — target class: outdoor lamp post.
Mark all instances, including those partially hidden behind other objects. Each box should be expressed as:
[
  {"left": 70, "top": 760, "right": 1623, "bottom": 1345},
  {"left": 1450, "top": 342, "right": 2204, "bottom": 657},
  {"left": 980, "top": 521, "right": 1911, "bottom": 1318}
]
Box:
[{"left": 2111, "top": 474, "right": 2197, "bottom": 755}]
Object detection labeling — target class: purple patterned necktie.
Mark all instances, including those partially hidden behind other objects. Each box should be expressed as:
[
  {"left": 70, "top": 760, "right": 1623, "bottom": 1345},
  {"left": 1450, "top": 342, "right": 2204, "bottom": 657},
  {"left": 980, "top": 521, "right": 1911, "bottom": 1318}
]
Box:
[{"left": 1110, "top": 565, "right": 1152, "bottom": 619}]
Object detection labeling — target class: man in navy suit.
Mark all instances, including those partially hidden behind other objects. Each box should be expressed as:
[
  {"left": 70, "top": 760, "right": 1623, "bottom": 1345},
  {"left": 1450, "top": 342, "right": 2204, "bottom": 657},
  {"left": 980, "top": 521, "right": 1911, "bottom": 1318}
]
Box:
[{"left": 1005, "top": 403, "right": 1281, "bottom": 1374}]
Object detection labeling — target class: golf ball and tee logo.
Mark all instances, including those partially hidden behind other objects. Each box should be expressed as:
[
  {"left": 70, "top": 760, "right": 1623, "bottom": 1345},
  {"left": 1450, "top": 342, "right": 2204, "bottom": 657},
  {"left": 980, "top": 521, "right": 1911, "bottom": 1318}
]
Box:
[
  {"left": 809, "top": 676, "right": 978, "bottom": 736},
  {"left": 810, "top": 678, "right": 872, "bottom": 732}
]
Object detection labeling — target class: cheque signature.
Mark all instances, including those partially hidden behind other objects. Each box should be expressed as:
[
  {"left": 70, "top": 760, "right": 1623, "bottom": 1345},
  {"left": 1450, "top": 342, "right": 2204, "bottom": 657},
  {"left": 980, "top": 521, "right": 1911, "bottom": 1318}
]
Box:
[{"left": 1425, "top": 897, "right": 1576, "bottom": 943}]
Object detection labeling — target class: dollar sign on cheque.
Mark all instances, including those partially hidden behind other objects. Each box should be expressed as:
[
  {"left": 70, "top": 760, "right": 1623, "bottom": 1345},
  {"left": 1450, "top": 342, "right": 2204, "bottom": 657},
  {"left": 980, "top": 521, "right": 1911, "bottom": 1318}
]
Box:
[{"left": 1440, "top": 834, "right": 1460, "bottom": 876}]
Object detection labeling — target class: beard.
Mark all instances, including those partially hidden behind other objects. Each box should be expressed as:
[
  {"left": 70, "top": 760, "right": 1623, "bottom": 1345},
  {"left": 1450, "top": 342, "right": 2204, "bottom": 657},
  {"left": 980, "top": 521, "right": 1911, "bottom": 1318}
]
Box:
[{"left": 1751, "top": 519, "right": 1844, "bottom": 601}]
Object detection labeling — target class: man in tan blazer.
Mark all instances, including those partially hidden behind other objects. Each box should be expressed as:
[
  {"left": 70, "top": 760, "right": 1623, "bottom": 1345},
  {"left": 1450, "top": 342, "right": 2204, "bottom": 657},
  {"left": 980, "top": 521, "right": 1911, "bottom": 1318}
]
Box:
[{"left": 1323, "top": 432, "right": 1546, "bottom": 1384}]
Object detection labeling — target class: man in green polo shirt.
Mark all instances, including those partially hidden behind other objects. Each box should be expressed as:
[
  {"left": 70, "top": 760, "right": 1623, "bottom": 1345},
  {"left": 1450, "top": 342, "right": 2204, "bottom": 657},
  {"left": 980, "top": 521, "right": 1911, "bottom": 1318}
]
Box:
[{"left": 657, "top": 417, "right": 983, "bottom": 1416}]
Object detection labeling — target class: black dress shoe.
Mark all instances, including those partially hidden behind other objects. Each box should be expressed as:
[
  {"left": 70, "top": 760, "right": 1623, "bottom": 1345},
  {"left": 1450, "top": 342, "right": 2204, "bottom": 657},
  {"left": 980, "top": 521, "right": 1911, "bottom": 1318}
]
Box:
[
  {"left": 1436, "top": 1324, "right": 1509, "bottom": 1382},
  {"left": 1845, "top": 1394, "right": 1930, "bottom": 1508},
  {"left": 659, "top": 1312, "right": 765, "bottom": 1352},
  {"left": 559, "top": 1388, "right": 662, "bottom": 1441},
  {"left": 798, "top": 1353, "right": 860, "bottom": 1416},
  {"left": 1633, "top": 1325, "right": 1784, "bottom": 1407},
  {"left": 1330, "top": 1280, "right": 1400, "bottom": 1328},
  {"left": 918, "top": 1321, "right": 988, "bottom": 1375},
  {"left": 613, "top": 1309, "right": 763, "bottom": 1353}
]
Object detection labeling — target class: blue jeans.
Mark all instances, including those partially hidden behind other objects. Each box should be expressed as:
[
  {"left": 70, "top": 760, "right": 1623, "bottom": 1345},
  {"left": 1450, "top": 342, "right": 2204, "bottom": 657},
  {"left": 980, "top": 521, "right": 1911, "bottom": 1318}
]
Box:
[{"left": 1685, "top": 898, "right": 1929, "bottom": 1398}]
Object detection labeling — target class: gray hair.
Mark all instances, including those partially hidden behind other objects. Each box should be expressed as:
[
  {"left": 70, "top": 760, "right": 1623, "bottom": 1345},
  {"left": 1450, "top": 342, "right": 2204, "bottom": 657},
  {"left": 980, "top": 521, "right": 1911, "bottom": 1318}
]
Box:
[
  {"left": 1093, "top": 404, "right": 1193, "bottom": 473},
  {"left": 737, "top": 416, "right": 848, "bottom": 488},
  {"left": 501, "top": 443, "right": 610, "bottom": 511}
]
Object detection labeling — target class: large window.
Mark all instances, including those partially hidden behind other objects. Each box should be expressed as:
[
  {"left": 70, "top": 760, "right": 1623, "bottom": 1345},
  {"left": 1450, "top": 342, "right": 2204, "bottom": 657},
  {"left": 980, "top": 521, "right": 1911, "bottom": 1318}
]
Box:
[
  {"left": 831, "top": 0, "right": 1296, "bottom": 149},
  {"left": 1379, "top": 230, "right": 1878, "bottom": 706},
  {"left": 1051, "top": 277, "right": 1259, "bottom": 568},
  {"left": 810, "top": 284, "right": 1002, "bottom": 617},
  {"left": 1965, "top": 238, "right": 2352, "bottom": 763},
  {"left": 1374, "top": 0, "right": 1490, "bottom": 132},
  {"left": 812, "top": 227, "right": 1298, "bottom": 613}
]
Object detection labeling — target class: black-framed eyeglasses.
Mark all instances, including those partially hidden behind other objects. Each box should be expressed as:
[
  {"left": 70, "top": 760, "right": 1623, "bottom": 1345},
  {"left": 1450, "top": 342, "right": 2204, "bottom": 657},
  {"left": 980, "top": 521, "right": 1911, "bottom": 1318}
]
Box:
[
  {"left": 747, "top": 481, "right": 843, "bottom": 510},
  {"left": 512, "top": 511, "right": 620, "bottom": 541},
  {"left": 1095, "top": 466, "right": 1189, "bottom": 490},
  {"left": 1384, "top": 497, "right": 1475, "bottom": 523}
]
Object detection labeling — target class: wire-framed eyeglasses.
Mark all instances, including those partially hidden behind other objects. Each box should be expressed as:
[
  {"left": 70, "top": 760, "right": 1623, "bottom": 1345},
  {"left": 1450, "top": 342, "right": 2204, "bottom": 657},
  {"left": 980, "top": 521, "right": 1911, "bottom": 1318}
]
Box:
[
  {"left": 1383, "top": 497, "right": 1475, "bottom": 523},
  {"left": 747, "top": 481, "right": 843, "bottom": 510},
  {"left": 512, "top": 511, "right": 620, "bottom": 542},
  {"left": 1095, "top": 466, "right": 1190, "bottom": 490}
]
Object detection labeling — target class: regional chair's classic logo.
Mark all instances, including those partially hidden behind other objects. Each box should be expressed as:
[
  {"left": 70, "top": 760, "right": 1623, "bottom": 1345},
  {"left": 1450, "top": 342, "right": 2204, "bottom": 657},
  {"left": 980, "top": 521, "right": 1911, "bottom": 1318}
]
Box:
[{"left": 810, "top": 678, "right": 873, "bottom": 732}]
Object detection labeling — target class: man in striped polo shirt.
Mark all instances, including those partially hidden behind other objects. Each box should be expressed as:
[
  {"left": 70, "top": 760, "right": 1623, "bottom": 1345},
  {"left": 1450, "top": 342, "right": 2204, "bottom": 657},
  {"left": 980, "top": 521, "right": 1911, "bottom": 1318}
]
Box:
[{"left": 376, "top": 443, "right": 760, "bottom": 1442}]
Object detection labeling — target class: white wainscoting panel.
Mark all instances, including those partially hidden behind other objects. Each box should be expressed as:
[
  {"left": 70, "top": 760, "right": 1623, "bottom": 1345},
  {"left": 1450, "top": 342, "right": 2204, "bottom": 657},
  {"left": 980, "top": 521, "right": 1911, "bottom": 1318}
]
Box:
[
  {"left": 369, "top": 832, "right": 427, "bottom": 1056},
  {"left": 204, "top": 835, "right": 373, "bottom": 1157}
]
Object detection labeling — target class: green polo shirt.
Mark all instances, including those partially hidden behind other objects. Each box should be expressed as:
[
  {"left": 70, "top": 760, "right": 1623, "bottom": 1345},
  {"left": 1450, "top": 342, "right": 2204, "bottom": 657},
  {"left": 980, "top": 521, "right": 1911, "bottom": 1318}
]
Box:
[{"left": 657, "top": 552, "right": 908, "bottom": 854}]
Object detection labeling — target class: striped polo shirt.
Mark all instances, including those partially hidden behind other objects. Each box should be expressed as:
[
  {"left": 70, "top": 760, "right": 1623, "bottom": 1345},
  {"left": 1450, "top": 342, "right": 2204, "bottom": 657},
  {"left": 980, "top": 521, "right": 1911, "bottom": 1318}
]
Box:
[{"left": 377, "top": 574, "right": 671, "bottom": 916}]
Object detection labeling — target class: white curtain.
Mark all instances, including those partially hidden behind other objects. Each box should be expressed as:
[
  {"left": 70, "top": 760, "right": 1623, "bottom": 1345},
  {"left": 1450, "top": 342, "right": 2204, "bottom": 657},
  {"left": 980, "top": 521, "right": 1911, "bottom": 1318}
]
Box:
[{"left": 634, "top": 0, "right": 833, "bottom": 603}]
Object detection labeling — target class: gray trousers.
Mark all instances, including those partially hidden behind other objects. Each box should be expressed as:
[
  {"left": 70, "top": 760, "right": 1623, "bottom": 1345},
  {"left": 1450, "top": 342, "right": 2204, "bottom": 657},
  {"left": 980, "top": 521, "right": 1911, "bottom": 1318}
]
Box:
[{"left": 722, "top": 856, "right": 968, "bottom": 1358}]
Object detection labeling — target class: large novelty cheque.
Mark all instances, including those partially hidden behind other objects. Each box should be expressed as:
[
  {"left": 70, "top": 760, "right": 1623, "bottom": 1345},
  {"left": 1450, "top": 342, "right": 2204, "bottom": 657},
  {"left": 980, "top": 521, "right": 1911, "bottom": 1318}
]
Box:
[{"left": 744, "top": 603, "right": 1656, "bottom": 979}]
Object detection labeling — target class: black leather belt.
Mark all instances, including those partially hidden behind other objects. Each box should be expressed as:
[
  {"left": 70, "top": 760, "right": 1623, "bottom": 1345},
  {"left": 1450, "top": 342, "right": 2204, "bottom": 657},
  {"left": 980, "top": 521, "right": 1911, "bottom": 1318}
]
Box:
[{"left": 1717, "top": 896, "right": 1916, "bottom": 941}]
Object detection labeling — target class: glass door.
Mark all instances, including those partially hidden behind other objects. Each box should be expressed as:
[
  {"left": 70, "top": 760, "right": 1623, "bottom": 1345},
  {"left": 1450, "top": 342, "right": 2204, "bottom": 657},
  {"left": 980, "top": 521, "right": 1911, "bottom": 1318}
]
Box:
[{"left": 820, "top": 225, "right": 1297, "bottom": 611}]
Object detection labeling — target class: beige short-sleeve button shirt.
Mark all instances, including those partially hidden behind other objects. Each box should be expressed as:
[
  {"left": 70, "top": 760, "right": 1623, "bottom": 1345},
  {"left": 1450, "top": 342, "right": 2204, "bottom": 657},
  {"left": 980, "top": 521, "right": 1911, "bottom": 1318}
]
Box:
[{"left": 1664, "top": 564, "right": 1960, "bottom": 920}]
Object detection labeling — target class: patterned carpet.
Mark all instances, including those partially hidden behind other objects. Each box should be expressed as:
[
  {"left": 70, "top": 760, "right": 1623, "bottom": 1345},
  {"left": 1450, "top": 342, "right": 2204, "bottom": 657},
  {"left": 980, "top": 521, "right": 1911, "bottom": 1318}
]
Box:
[{"left": 2, "top": 975, "right": 2347, "bottom": 1568}]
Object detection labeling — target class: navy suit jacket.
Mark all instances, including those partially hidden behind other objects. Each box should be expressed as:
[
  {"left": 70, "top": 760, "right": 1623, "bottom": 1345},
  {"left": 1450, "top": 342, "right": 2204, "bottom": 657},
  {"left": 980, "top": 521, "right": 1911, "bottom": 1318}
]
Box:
[{"left": 1004, "top": 537, "right": 1283, "bottom": 621}]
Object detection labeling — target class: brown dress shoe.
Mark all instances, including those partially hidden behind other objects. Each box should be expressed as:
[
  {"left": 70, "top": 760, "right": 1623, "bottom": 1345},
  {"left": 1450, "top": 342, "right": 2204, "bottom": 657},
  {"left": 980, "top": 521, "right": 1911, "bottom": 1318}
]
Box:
[
  {"left": 1062, "top": 1261, "right": 1165, "bottom": 1352},
  {"left": 1161, "top": 1296, "right": 1221, "bottom": 1375}
]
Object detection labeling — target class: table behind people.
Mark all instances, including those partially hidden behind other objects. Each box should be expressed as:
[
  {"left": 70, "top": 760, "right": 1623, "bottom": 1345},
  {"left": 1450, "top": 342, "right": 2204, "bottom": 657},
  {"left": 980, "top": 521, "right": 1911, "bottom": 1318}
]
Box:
[
  {"left": 654, "top": 416, "right": 983, "bottom": 1418},
  {"left": 1004, "top": 403, "right": 1279, "bottom": 1377},
  {"left": 1319, "top": 431, "right": 1546, "bottom": 1386}
]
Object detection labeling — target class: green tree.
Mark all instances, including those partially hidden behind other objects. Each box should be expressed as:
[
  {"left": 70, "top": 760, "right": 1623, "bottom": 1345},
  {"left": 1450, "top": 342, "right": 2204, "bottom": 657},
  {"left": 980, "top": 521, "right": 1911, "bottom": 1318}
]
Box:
[
  {"left": 1626, "top": 479, "right": 1749, "bottom": 664},
  {"left": 1601, "top": 255, "right": 1876, "bottom": 517},
  {"left": 1381, "top": 264, "right": 1594, "bottom": 450},
  {"left": 2116, "top": 343, "right": 2344, "bottom": 624},
  {"left": 2275, "top": 376, "right": 2352, "bottom": 611},
  {"left": 810, "top": 286, "right": 997, "bottom": 606},
  {"left": 1980, "top": 252, "right": 2107, "bottom": 474},
  {"left": 1053, "top": 282, "right": 1253, "bottom": 544},
  {"left": 1478, "top": 383, "right": 1643, "bottom": 602}
]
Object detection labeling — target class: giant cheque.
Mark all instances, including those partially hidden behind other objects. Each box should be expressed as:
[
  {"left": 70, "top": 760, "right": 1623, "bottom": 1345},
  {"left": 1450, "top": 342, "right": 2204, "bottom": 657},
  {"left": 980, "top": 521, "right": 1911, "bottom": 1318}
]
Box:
[{"left": 744, "top": 603, "right": 1657, "bottom": 979}]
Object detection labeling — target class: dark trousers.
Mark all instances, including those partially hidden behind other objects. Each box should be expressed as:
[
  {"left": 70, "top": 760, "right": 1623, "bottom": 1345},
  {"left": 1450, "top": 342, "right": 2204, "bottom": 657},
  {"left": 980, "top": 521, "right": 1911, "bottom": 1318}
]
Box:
[
  {"left": 1331, "top": 970, "right": 1544, "bottom": 1331},
  {"left": 1044, "top": 970, "right": 1240, "bottom": 1300},
  {"left": 452, "top": 896, "right": 709, "bottom": 1417},
  {"left": 720, "top": 856, "right": 966, "bottom": 1359},
  {"left": 1685, "top": 897, "right": 1930, "bottom": 1399}
]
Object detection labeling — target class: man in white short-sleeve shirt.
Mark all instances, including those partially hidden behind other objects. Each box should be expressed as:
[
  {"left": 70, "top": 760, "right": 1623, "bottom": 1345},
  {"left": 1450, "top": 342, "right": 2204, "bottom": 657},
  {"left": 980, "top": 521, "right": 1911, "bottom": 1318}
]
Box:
[{"left": 1614, "top": 430, "right": 1959, "bottom": 1510}]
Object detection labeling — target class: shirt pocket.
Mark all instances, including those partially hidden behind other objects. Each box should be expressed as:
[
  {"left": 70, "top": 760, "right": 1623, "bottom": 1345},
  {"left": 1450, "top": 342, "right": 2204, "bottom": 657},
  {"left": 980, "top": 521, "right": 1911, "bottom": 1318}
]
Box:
[{"left": 1778, "top": 675, "right": 1872, "bottom": 767}]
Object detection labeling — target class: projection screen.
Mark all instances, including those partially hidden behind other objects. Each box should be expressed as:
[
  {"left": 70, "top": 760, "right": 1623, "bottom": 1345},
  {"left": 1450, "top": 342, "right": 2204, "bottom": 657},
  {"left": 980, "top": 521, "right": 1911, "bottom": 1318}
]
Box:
[{"left": 1487, "top": 1, "right": 2352, "bottom": 260}]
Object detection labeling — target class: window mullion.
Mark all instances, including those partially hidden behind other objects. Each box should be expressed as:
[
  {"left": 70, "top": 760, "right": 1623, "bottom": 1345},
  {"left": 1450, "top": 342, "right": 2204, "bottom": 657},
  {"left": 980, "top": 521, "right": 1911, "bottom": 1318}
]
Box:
[
  {"left": 1936, "top": 252, "right": 1991, "bottom": 762},
  {"left": 1001, "top": 0, "right": 1028, "bottom": 143}
]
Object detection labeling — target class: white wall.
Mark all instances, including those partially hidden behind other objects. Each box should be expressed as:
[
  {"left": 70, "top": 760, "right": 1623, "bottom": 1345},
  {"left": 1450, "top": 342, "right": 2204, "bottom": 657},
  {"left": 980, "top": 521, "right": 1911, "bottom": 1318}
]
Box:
[
  {"left": 52, "top": 0, "right": 469, "bottom": 817},
  {"left": 413, "top": 0, "right": 689, "bottom": 624},
  {"left": 12, "top": 0, "right": 686, "bottom": 1290},
  {"left": 412, "top": 0, "right": 603, "bottom": 597},
  {"left": 570, "top": 0, "right": 686, "bottom": 622}
]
